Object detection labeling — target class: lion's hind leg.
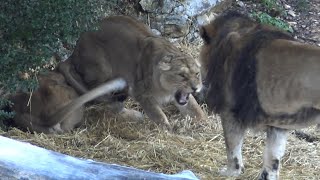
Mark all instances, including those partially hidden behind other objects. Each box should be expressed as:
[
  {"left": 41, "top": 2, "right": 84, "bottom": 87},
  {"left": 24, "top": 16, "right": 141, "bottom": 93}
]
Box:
[
  {"left": 220, "top": 111, "right": 245, "bottom": 177},
  {"left": 259, "top": 127, "right": 288, "bottom": 180},
  {"left": 13, "top": 114, "right": 60, "bottom": 134}
]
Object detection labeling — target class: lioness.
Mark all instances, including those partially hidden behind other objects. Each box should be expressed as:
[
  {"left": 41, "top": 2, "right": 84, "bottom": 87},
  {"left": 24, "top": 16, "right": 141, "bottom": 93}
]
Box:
[
  {"left": 200, "top": 11, "right": 320, "bottom": 180},
  {"left": 9, "top": 71, "right": 127, "bottom": 134},
  {"left": 58, "top": 15, "right": 206, "bottom": 128}
]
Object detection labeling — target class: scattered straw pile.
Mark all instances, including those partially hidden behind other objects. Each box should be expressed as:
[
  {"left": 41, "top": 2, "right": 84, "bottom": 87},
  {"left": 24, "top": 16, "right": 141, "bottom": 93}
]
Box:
[{"left": 1, "top": 98, "right": 319, "bottom": 180}]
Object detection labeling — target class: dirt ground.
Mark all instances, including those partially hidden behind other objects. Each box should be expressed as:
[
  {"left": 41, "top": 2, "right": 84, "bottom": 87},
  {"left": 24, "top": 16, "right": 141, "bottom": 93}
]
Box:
[
  {"left": 232, "top": 0, "right": 320, "bottom": 46},
  {"left": 1, "top": 0, "right": 320, "bottom": 180}
]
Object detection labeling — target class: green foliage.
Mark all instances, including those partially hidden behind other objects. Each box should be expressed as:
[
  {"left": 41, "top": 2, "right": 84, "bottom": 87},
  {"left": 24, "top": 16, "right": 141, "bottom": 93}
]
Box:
[
  {"left": 0, "top": 0, "right": 116, "bottom": 93},
  {"left": 0, "top": 0, "right": 117, "bottom": 121},
  {"left": 251, "top": 12, "right": 293, "bottom": 33},
  {"left": 0, "top": 99, "right": 15, "bottom": 120},
  {"left": 0, "top": 99, "right": 15, "bottom": 130}
]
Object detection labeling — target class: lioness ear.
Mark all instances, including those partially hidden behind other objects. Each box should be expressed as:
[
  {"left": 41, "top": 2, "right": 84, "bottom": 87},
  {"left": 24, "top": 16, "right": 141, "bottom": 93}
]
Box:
[
  {"left": 159, "top": 55, "right": 172, "bottom": 71},
  {"left": 199, "top": 26, "right": 211, "bottom": 44}
]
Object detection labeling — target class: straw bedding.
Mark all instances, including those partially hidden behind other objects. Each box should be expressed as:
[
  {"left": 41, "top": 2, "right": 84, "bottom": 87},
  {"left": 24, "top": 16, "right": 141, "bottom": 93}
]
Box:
[{"left": 1, "top": 94, "right": 319, "bottom": 180}]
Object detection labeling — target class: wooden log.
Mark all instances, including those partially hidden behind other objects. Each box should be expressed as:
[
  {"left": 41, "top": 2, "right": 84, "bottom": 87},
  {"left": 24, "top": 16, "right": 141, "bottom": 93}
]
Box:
[{"left": 0, "top": 136, "right": 199, "bottom": 180}]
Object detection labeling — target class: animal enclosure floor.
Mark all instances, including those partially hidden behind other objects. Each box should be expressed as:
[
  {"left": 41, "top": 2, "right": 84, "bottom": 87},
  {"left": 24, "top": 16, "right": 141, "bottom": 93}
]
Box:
[{"left": 1, "top": 100, "right": 319, "bottom": 180}]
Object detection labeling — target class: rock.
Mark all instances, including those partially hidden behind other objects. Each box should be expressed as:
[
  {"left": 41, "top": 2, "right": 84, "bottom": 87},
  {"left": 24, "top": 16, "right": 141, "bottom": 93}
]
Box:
[
  {"left": 151, "top": 29, "right": 162, "bottom": 36},
  {"left": 288, "top": 21, "right": 297, "bottom": 26},
  {"left": 162, "top": 0, "right": 177, "bottom": 14},
  {"left": 284, "top": 4, "right": 291, "bottom": 9},
  {"left": 312, "top": 35, "right": 320, "bottom": 41},
  {"left": 288, "top": 10, "right": 296, "bottom": 17},
  {"left": 237, "top": 1, "right": 245, "bottom": 8},
  {"left": 163, "top": 15, "right": 189, "bottom": 38},
  {"left": 174, "top": 5, "right": 185, "bottom": 14},
  {"left": 139, "top": 0, "right": 163, "bottom": 12},
  {"left": 138, "top": 0, "right": 220, "bottom": 40},
  {"left": 196, "top": 14, "right": 210, "bottom": 26},
  {"left": 183, "top": 0, "right": 220, "bottom": 17}
]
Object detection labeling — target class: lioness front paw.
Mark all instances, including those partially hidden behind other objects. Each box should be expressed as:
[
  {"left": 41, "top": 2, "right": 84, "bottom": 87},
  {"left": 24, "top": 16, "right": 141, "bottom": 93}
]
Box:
[
  {"left": 152, "top": 118, "right": 172, "bottom": 131},
  {"left": 219, "top": 166, "right": 242, "bottom": 177},
  {"left": 163, "top": 121, "right": 173, "bottom": 131}
]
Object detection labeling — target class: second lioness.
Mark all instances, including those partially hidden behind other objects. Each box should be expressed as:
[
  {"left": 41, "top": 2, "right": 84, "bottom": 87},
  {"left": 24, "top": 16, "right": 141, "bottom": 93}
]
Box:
[{"left": 59, "top": 15, "right": 206, "bottom": 128}]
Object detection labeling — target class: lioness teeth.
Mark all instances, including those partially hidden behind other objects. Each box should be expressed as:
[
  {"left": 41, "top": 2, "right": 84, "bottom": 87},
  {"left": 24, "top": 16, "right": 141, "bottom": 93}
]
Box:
[{"left": 175, "top": 92, "right": 189, "bottom": 105}]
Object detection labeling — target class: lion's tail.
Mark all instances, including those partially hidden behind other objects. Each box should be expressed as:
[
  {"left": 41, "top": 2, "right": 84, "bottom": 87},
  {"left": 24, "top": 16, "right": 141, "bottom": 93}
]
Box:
[{"left": 45, "top": 78, "right": 127, "bottom": 126}]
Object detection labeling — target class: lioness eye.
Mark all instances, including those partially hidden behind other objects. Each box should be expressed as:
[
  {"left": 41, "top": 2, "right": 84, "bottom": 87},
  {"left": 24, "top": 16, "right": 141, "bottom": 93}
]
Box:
[{"left": 196, "top": 72, "right": 200, "bottom": 77}]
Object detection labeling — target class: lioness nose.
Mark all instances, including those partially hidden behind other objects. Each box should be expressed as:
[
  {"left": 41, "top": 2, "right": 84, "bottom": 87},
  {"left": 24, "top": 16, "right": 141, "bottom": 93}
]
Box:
[{"left": 191, "top": 86, "right": 197, "bottom": 92}]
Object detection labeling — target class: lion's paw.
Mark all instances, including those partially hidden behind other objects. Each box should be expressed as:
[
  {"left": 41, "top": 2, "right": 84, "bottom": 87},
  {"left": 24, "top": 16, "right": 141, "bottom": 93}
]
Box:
[
  {"left": 49, "top": 123, "right": 64, "bottom": 134},
  {"left": 258, "top": 169, "right": 279, "bottom": 180},
  {"left": 161, "top": 121, "right": 172, "bottom": 132},
  {"left": 118, "top": 108, "right": 144, "bottom": 121},
  {"left": 219, "top": 166, "right": 242, "bottom": 177}
]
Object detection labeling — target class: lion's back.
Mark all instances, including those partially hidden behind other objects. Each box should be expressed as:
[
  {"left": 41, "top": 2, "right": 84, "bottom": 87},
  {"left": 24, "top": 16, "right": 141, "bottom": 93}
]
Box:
[{"left": 65, "top": 15, "right": 157, "bottom": 89}]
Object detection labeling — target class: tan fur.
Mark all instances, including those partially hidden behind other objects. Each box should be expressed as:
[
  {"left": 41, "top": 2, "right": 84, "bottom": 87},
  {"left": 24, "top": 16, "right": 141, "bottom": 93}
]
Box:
[
  {"left": 200, "top": 11, "right": 320, "bottom": 179},
  {"left": 58, "top": 15, "right": 206, "bottom": 128},
  {"left": 257, "top": 39, "right": 320, "bottom": 122},
  {"left": 9, "top": 71, "right": 127, "bottom": 134}
]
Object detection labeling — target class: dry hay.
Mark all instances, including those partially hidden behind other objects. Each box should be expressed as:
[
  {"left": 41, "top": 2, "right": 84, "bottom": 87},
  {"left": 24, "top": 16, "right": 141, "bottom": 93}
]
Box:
[{"left": 1, "top": 97, "right": 319, "bottom": 180}]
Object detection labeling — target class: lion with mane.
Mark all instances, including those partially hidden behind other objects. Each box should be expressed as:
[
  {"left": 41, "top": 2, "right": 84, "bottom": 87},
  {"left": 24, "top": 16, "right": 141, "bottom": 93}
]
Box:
[{"left": 200, "top": 11, "right": 320, "bottom": 180}]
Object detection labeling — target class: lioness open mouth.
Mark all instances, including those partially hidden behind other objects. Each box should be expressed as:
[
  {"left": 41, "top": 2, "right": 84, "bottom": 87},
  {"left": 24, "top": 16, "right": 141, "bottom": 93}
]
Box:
[{"left": 174, "top": 91, "right": 190, "bottom": 106}]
